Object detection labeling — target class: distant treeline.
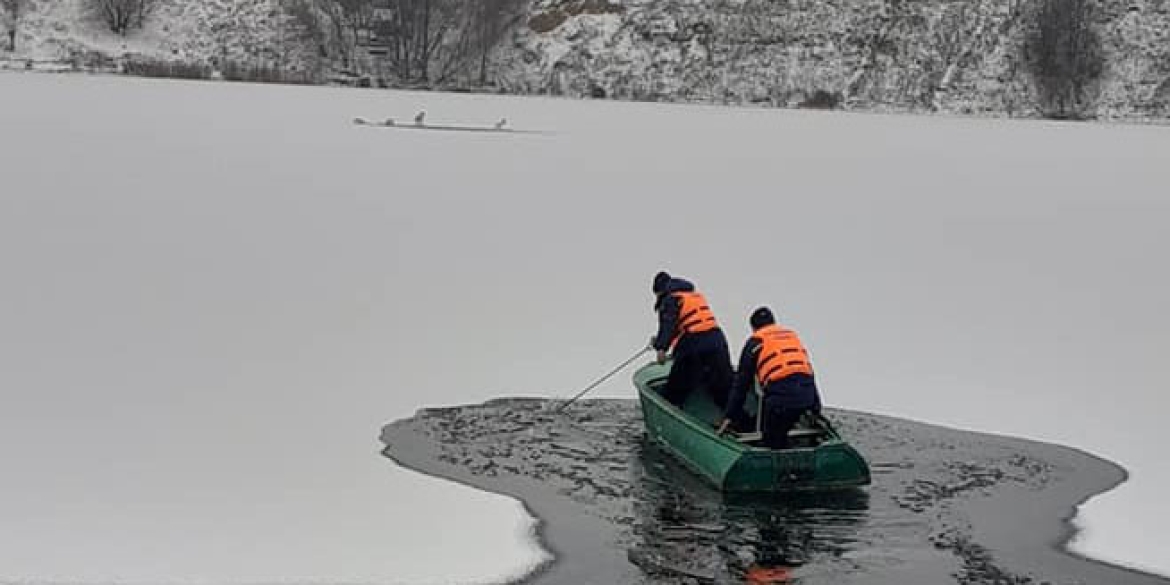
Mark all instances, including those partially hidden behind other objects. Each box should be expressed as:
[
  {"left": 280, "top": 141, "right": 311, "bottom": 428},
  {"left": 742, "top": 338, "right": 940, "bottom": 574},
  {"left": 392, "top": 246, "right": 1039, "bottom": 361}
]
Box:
[
  {"left": 1, "top": 0, "right": 528, "bottom": 88},
  {"left": 2, "top": 0, "right": 1114, "bottom": 119}
]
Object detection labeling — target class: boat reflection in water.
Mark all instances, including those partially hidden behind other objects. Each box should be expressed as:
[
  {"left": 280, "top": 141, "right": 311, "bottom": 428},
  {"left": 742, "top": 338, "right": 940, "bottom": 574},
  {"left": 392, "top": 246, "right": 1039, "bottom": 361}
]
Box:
[{"left": 628, "top": 437, "right": 870, "bottom": 584}]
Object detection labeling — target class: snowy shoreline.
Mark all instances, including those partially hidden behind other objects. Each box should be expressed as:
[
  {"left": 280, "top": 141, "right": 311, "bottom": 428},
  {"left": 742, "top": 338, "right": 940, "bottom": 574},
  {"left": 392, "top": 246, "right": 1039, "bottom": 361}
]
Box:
[
  {"left": 381, "top": 399, "right": 1170, "bottom": 585},
  {"left": 4, "top": 66, "right": 1170, "bottom": 128}
]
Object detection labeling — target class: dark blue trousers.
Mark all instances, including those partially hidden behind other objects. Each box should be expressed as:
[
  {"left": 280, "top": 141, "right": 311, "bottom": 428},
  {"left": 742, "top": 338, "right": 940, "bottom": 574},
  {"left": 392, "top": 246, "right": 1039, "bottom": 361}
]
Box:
[
  {"left": 662, "top": 348, "right": 733, "bottom": 411},
  {"left": 761, "top": 374, "right": 821, "bottom": 449}
]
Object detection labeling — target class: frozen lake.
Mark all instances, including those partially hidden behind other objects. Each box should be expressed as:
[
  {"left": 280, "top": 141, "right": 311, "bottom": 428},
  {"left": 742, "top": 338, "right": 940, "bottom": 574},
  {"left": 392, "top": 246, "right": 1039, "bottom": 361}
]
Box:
[{"left": 0, "top": 71, "right": 1167, "bottom": 582}]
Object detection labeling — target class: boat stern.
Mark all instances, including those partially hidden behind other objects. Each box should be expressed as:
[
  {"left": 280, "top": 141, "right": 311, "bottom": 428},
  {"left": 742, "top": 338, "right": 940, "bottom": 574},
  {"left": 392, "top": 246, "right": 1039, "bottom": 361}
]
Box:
[
  {"left": 723, "top": 441, "right": 870, "bottom": 492},
  {"left": 814, "top": 441, "right": 871, "bottom": 488}
]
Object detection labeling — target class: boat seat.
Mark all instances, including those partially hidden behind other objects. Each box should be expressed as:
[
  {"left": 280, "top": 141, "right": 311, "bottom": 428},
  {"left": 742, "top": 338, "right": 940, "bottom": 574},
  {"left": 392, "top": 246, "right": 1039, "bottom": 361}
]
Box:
[
  {"left": 733, "top": 428, "right": 822, "bottom": 443},
  {"left": 789, "top": 428, "right": 823, "bottom": 438}
]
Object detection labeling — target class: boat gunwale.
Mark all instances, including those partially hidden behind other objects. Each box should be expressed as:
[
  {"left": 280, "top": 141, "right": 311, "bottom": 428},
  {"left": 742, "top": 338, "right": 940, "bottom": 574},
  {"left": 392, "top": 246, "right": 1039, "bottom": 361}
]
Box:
[
  {"left": 636, "top": 384, "right": 740, "bottom": 487},
  {"left": 633, "top": 363, "right": 849, "bottom": 453},
  {"left": 634, "top": 361, "right": 871, "bottom": 492}
]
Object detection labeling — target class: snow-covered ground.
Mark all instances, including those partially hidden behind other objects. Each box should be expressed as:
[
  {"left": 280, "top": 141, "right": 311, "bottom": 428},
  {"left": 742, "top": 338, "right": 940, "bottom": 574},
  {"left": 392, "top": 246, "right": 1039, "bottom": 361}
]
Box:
[
  {"left": 4, "top": 0, "right": 310, "bottom": 68},
  {"left": 0, "top": 71, "right": 1167, "bottom": 582}
]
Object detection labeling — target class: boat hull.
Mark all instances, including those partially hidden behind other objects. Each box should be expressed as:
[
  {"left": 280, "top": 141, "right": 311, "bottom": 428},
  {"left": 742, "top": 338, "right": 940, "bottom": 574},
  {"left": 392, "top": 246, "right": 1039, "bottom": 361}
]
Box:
[{"left": 634, "top": 362, "right": 870, "bottom": 492}]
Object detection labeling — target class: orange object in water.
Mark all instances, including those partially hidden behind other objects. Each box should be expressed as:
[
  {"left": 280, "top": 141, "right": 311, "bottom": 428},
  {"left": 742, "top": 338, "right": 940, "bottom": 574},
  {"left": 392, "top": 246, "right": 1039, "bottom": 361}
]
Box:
[{"left": 745, "top": 564, "right": 792, "bottom": 584}]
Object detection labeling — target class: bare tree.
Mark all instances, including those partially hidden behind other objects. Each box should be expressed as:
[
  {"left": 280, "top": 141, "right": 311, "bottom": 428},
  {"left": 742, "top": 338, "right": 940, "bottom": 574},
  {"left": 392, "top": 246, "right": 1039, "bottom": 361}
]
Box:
[
  {"left": 344, "top": 0, "right": 376, "bottom": 47},
  {"left": 926, "top": 3, "right": 992, "bottom": 111},
  {"left": 1, "top": 0, "right": 25, "bottom": 51},
  {"left": 92, "top": 0, "right": 156, "bottom": 36},
  {"left": 314, "top": 0, "right": 347, "bottom": 67},
  {"left": 418, "top": 0, "right": 462, "bottom": 82},
  {"left": 378, "top": 0, "right": 430, "bottom": 81},
  {"left": 1025, "top": 0, "right": 1104, "bottom": 119},
  {"left": 467, "top": 0, "right": 524, "bottom": 85},
  {"left": 394, "top": 0, "right": 444, "bottom": 81},
  {"left": 281, "top": 0, "right": 329, "bottom": 72},
  {"left": 313, "top": 0, "right": 523, "bottom": 85},
  {"left": 377, "top": 0, "right": 467, "bottom": 83},
  {"left": 315, "top": 0, "right": 373, "bottom": 69}
]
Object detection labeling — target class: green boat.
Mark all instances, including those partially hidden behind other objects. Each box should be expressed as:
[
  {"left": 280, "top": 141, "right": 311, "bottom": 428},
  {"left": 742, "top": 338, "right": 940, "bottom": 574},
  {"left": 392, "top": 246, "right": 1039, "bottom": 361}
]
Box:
[{"left": 634, "top": 361, "right": 871, "bottom": 492}]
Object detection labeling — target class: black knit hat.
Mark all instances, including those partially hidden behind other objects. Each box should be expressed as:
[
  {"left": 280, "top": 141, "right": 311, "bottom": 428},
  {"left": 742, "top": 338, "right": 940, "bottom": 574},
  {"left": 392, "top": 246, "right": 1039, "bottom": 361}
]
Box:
[
  {"left": 750, "top": 306, "right": 776, "bottom": 329},
  {"left": 652, "top": 271, "right": 671, "bottom": 294}
]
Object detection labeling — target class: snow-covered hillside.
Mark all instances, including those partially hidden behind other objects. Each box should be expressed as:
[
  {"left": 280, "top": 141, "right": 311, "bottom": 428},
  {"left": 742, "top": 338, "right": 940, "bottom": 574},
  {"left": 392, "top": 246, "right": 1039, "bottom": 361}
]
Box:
[
  {"left": 497, "top": 0, "right": 1170, "bottom": 120},
  {"left": 3, "top": 0, "right": 1169, "bottom": 118},
  {"left": 2, "top": 0, "right": 317, "bottom": 75}
]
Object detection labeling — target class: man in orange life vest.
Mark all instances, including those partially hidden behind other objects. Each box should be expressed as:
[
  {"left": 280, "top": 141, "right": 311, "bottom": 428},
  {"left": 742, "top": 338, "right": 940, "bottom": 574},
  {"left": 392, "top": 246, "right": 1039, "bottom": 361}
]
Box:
[
  {"left": 651, "top": 271, "right": 734, "bottom": 410},
  {"left": 717, "top": 306, "right": 822, "bottom": 449}
]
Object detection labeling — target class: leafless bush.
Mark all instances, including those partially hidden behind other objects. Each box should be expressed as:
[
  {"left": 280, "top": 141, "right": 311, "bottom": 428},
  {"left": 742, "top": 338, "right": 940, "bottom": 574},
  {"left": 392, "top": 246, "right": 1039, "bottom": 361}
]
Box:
[
  {"left": 221, "top": 60, "right": 317, "bottom": 84},
  {"left": 2, "top": 0, "right": 25, "bottom": 51},
  {"left": 69, "top": 49, "right": 119, "bottom": 71},
  {"left": 123, "top": 58, "right": 212, "bottom": 79},
  {"left": 1025, "top": 0, "right": 1104, "bottom": 119},
  {"left": 800, "top": 89, "right": 842, "bottom": 109},
  {"left": 91, "top": 0, "right": 156, "bottom": 36}
]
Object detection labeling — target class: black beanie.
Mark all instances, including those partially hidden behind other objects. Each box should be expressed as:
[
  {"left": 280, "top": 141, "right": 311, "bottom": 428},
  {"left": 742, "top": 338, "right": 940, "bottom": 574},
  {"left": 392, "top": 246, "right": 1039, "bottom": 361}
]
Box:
[
  {"left": 750, "top": 306, "right": 776, "bottom": 329},
  {"left": 652, "top": 271, "right": 671, "bottom": 294}
]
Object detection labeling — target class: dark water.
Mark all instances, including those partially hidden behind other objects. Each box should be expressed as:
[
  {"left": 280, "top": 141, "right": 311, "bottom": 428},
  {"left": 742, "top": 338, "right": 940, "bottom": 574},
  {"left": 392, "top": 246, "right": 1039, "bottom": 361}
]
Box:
[
  {"left": 629, "top": 439, "right": 874, "bottom": 583},
  {"left": 382, "top": 398, "right": 1166, "bottom": 585}
]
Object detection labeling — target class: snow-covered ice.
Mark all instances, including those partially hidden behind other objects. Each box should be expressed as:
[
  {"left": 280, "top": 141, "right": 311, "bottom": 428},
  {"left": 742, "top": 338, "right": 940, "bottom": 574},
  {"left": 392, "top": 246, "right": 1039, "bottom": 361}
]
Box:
[{"left": 0, "top": 71, "right": 1167, "bottom": 582}]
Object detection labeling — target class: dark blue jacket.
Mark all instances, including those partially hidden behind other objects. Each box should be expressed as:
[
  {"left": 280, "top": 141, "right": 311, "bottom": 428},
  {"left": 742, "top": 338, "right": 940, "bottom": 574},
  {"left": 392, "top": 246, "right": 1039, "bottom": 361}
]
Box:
[
  {"left": 725, "top": 335, "right": 821, "bottom": 421},
  {"left": 653, "top": 278, "right": 729, "bottom": 359}
]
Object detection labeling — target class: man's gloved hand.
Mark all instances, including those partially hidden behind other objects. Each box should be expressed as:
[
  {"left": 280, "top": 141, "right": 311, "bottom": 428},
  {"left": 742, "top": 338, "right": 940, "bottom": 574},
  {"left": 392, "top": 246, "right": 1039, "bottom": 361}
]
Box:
[{"left": 656, "top": 350, "right": 668, "bottom": 365}]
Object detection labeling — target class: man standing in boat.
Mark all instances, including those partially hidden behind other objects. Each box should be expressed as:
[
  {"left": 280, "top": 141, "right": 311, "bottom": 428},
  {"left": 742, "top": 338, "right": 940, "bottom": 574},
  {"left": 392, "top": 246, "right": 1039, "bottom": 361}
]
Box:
[
  {"left": 651, "top": 271, "right": 734, "bottom": 411},
  {"left": 718, "top": 307, "right": 822, "bottom": 449}
]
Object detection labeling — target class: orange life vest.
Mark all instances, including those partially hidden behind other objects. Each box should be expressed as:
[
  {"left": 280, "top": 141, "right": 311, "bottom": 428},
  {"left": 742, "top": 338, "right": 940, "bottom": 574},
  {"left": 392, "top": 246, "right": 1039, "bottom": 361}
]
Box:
[
  {"left": 753, "top": 323, "right": 813, "bottom": 386},
  {"left": 669, "top": 291, "right": 719, "bottom": 347}
]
